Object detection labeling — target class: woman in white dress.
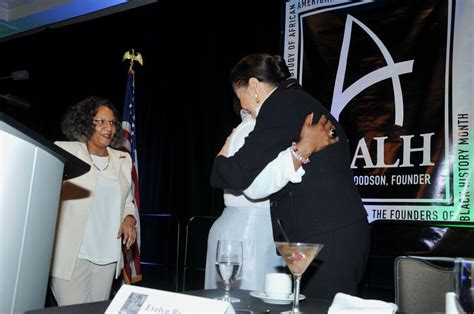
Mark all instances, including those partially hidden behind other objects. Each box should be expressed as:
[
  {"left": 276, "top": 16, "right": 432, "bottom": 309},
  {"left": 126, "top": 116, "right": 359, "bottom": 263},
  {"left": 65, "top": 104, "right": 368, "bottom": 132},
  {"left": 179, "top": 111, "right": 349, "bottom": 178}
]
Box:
[{"left": 205, "top": 105, "right": 337, "bottom": 291}]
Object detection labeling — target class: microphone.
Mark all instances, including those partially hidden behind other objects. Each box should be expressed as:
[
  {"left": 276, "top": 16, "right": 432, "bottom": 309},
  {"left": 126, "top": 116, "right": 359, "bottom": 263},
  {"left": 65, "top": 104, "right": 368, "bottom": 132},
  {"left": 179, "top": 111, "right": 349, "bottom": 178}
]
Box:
[
  {"left": 0, "top": 70, "right": 29, "bottom": 80},
  {"left": 0, "top": 94, "right": 30, "bottom": 109}
]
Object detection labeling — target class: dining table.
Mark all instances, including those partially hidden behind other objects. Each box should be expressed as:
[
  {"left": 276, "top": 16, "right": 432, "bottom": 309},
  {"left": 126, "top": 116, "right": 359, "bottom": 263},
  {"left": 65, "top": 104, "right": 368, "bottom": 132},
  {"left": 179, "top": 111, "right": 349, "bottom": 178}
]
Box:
[{"left": 26, "top": 288, "right": 331, "bottom": 313}]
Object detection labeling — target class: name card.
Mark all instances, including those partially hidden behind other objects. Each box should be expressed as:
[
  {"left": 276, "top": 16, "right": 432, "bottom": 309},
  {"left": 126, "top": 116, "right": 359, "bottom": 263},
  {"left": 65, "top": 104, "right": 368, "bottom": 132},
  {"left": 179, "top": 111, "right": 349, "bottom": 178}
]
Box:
[{"left": 106, "top": 284, "right": 235, "bottom": 314}]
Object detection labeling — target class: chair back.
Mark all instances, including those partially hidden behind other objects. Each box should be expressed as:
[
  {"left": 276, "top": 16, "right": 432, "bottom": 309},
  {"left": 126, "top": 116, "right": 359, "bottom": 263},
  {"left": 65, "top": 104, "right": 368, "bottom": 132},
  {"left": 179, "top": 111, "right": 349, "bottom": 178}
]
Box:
[
  {"left": 394, "top": 255, "right": 455, "bottom": 313},
  {"left": 139, "top": 213, "right": 180, "bottom": 291},
  {"left": 182, "top": 215, "right": 217, "bottom": 291}
]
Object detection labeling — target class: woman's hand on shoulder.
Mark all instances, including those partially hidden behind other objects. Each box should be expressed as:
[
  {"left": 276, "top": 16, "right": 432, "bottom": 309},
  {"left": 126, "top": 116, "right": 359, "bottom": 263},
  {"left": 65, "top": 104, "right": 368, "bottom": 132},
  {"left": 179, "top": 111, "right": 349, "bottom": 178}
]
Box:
[
  {"left": 117, "top": 215, "right": 137, "bottom": 250},
  {"left": 296, "top": 113, "right": 339, "bottom": 158}
]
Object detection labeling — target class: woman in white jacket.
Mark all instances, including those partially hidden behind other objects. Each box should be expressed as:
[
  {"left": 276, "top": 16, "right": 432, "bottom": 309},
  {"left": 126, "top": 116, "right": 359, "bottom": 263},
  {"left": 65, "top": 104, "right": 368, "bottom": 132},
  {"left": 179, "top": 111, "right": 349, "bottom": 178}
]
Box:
[{"left": 50, "top": 96, "right": 139, "bottom": 306}]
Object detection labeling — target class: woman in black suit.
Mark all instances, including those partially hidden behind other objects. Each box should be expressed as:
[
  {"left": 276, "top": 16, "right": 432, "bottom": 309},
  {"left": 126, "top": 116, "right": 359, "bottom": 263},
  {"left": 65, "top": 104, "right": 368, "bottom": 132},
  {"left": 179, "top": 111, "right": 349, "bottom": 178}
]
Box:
[{"left": 211, "top": 53, "right": 369, "bottom": 300}]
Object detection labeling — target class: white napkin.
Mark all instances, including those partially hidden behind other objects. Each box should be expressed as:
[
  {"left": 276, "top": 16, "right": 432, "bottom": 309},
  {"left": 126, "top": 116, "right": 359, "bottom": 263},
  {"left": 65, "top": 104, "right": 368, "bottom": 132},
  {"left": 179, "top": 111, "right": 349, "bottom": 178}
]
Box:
[
  {"left": 446, "top": 292, "right": 464, "bottom": 314},
  {"left": 328, "top": 292, "right": 398, "bottom": 314}
]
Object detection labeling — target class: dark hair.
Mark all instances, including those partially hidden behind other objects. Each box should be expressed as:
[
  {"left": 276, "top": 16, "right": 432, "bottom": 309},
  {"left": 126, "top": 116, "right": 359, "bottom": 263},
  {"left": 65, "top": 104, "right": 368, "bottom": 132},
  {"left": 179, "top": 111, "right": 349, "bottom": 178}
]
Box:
[
  {"left": 61, "top": 96, "right": 124, "bottom": 148},
  {"left": 230, "top": 53, "right": 291, "bottom": 87}
]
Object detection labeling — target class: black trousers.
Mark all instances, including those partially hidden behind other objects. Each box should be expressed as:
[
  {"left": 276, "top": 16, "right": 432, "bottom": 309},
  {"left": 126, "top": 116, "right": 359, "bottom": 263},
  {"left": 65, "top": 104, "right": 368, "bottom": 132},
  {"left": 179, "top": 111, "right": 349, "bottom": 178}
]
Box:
[{"left": 300, "top": 219, "right": 370, "bottom": 301}]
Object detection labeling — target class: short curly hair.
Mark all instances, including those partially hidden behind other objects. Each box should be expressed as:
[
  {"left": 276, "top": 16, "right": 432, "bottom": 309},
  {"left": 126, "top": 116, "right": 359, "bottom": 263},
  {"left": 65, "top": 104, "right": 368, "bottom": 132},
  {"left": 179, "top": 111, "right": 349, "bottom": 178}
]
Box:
[{"left": 61, "top": 96, "right": 124, "bottom": 148}]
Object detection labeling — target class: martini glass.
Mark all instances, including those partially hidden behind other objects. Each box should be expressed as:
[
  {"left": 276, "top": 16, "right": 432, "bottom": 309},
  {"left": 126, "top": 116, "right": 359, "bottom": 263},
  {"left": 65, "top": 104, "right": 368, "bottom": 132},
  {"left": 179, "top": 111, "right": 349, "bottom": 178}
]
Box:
[{"left": 275, "top": 242, "right": 324, "bottom": 313}]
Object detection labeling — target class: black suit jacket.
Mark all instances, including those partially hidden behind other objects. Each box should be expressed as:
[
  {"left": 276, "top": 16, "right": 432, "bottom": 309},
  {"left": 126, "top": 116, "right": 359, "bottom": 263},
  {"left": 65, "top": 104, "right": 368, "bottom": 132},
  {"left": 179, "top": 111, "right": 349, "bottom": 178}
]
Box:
[{"left": 211, "top": 79, "right": 367, "bottom": 242}]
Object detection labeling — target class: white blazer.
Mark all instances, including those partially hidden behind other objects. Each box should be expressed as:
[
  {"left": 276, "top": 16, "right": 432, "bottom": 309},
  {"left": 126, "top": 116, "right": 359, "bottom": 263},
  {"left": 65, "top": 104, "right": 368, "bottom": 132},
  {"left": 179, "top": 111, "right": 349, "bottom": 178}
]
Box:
[{"left": 50, "top": 141, "right": 138, "bottom": 281}]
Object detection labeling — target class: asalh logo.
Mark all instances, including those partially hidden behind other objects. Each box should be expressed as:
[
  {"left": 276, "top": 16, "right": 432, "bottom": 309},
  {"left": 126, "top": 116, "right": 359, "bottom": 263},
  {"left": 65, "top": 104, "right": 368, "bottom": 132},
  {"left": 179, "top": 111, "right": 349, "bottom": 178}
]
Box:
[{"left": 331, "top": 15, "right": 435, "bottom": 170}]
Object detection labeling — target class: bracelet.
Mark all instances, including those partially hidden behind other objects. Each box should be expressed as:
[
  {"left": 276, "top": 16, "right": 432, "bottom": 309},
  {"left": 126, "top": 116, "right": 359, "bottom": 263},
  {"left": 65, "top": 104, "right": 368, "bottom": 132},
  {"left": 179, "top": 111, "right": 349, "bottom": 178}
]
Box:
[{"left": 291, "top": 142, "right": 310, "bottom": 164}]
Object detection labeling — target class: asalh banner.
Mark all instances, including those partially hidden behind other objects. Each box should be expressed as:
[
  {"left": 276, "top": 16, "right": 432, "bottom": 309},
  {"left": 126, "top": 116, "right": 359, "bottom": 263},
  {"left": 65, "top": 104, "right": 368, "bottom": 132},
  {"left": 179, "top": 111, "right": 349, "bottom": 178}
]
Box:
[{"left": 283, "top": 0, "right": 473, "bottom": 224}]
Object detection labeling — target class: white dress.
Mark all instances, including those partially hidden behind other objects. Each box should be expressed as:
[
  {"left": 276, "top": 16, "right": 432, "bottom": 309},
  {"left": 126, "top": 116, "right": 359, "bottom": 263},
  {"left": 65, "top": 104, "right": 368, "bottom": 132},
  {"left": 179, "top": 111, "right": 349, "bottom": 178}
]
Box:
[{"left": 204, "top": 111, "right": 304, "bottom": 292}]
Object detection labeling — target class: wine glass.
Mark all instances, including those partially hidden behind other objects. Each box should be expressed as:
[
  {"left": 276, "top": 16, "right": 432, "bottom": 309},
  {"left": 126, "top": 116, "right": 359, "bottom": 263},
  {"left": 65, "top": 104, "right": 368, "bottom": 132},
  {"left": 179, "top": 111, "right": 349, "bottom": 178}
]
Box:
[
  {"left": 454, "top": 258, "right": 474, "bottom": 313},
  {"left": 275, "top": 242, "right": 324, "bottom": 313},
  {"left": 214, "top": 240, "right": 243, "bottom": 303}
]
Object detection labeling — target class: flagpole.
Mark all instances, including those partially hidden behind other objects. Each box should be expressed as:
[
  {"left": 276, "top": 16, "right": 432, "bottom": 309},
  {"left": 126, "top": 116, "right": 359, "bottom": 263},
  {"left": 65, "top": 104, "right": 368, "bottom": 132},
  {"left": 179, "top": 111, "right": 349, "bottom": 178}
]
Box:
[
  {"left": 123, "top": 49, "right": 144, "bottom": 86},
  {"left": 121, "top": 49, "right": 143, "bottom": 284}
]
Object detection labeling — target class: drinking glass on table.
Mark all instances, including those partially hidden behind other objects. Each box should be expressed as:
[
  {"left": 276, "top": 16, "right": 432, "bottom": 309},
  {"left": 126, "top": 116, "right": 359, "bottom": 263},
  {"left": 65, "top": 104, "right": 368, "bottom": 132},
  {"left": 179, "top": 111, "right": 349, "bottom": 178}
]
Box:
[
  {"left": 454, "top": 258, "right": 474, "bottom": 313},
  {"left": 275, "top": 242, "right": 324, "bottom": 313},
  {"left": 215, "top": 240, "right": 243, "bottom": 303}
]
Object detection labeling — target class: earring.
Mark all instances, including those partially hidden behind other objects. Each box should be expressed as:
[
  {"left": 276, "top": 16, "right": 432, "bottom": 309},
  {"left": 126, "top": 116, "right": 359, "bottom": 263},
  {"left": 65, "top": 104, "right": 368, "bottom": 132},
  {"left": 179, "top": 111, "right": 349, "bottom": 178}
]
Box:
[{"left": 255, "top": 94, "right": 260, "bottom": 104}]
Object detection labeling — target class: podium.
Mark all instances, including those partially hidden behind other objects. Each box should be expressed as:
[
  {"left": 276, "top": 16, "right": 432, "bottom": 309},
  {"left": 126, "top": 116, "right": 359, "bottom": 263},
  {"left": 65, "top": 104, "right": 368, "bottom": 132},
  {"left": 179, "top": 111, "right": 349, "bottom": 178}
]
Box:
[{"left": 0, "top": 113, "right": 90, "bottom": 314}]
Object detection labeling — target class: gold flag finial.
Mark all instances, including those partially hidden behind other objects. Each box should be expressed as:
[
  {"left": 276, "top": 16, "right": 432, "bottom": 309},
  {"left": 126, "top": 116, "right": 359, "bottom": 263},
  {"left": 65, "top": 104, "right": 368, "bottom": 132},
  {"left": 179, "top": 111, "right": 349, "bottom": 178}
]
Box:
[{"left": 123, "top": 49, "right": 143, "bottom": 75}]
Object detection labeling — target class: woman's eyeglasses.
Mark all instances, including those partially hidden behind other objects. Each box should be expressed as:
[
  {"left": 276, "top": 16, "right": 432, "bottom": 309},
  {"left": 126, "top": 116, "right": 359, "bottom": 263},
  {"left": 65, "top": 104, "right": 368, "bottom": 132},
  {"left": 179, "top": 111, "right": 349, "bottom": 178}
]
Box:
[{"left": 92, "top": 119, "right": 121, "bottom": 128}]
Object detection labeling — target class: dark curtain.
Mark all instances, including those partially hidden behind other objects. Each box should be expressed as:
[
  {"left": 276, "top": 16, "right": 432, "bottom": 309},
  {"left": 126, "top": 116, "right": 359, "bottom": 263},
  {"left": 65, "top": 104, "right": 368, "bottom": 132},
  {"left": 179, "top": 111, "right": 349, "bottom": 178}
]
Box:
[
  {"left": 0, "top": 1, "right": 283, "bottom": 291},
  {"left": 0, "top": 0, "right": 282, "bottom": 220}
]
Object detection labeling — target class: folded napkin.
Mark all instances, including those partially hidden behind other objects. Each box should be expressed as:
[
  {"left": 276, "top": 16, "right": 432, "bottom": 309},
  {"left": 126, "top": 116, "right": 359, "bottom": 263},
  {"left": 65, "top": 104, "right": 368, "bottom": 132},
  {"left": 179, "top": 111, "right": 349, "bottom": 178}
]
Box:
[
  {"left": 328, "top": 293, "right": 398, "bottom": 314},
  {"left": 446, "top": 292, "right": 464, "bottom": 314}
]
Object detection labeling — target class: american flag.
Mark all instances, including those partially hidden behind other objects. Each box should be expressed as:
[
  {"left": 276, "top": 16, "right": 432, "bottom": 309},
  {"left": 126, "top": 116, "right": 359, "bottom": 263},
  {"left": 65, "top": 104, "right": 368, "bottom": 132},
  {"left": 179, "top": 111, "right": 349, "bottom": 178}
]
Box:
[{"left": 121, "top": 73, "right": 142, "bottom": 284}]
